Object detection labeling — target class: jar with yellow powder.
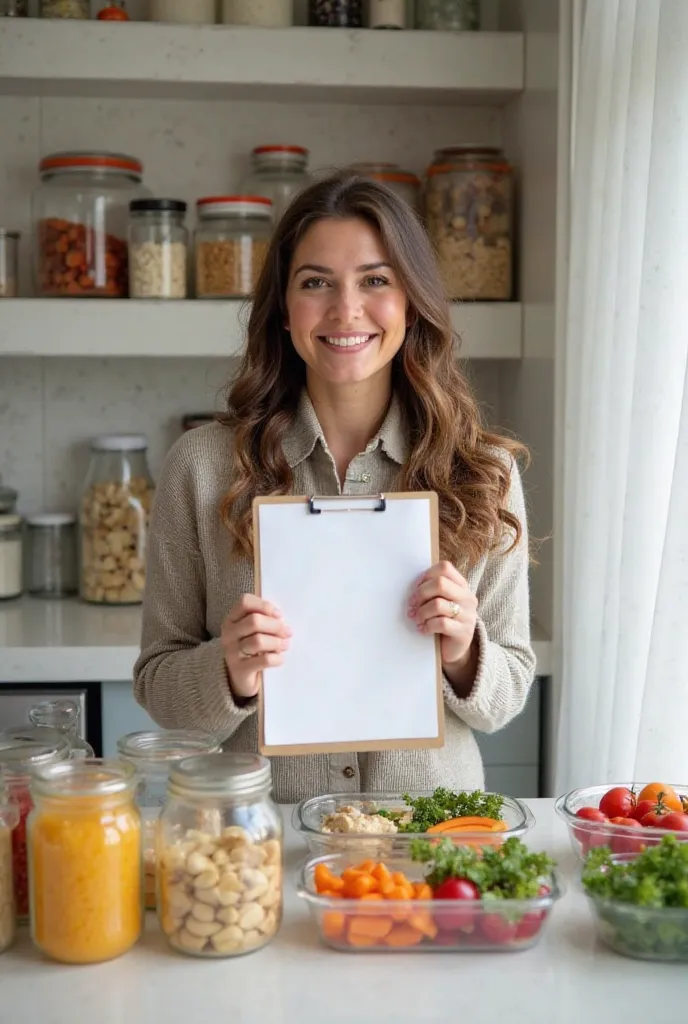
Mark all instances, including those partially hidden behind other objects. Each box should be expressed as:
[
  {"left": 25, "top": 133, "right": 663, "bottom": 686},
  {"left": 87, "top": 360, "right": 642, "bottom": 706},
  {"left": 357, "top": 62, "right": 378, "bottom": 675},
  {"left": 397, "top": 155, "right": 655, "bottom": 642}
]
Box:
[{"left": 28, "top": 759, "right": 142, "bottom": 964}]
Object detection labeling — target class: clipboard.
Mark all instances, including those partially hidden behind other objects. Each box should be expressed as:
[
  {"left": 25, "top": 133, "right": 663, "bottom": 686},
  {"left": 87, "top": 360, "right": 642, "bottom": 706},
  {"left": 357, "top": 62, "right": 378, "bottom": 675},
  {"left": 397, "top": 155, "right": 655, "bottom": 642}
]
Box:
[{"left": 252, "top": 492, "right": 445, "bottom": 756}]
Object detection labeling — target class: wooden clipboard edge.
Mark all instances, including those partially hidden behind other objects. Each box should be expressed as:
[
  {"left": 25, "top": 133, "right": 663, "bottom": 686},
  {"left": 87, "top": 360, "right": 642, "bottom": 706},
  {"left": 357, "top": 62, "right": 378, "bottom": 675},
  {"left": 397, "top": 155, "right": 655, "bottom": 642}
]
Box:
[{"left": 252, "top": 492, "right": 445, "bottom": 757}]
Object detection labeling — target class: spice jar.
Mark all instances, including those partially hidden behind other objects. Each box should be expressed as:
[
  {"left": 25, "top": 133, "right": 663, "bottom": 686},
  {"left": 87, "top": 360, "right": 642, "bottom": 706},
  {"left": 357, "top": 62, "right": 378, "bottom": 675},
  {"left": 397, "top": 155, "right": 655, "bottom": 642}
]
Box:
[
  {"left": 221, "top": 0, "right": 293, "bottom": 26},
  {"left": 416, "top": 0, "right": 479, "bottom": 30},
  {"left": 424, "top": 145, "right": 514, "bottom": 300},
  {"left": 33, "top": 151, "right": 149, "bottom": 298},
  {"left": 29, "top": 699, "right": 94, "bottom": 760},
  {"left": 350, "top": 162, "right": 421, "bottom": 212},
  {"left": 195, "top": 197, "right": 272, "bottom": 299},
  {"left": 0, "top": 515, "right": 22, "bottom": 601},
  {"left": 41, "top": 0, "right": 90, "bottom": 17},
  {"left": 26, "top": 513, "right": 78, "bottom": 598},
  {"left": 129, "top": 199, "right": 188, "bottom": 299},
  {"left": 149, "top": 0, "right": 216, "bottom": 23},
  {"left": 0, "top": 231, "right": 19, "bottom": 298},
  {"left": 79, "top": 434, "right": 155, "bottom": 605},
  {"left": 368, "top": 0, "right": 406, "bottom": 28},
  {"left": 0, "top": 777, "right": 18, "bottom": 956},
  {"left": 117, "top": 730, "right": 221, "bottom": 910},
  {"left": 309, "top": 0, "right": 362, "bottom": 25},
  {"left": 157, "top": 753, "right": 283, "bottom": 957},
  {"left": 0, "top": 730, "right": 70, "bottom": 922},
  {"left": 240, "top": 146, "right": 311, "bottom": 224},
  {"left": 28, "top": 759, "right": 142, "bottom": 964}
]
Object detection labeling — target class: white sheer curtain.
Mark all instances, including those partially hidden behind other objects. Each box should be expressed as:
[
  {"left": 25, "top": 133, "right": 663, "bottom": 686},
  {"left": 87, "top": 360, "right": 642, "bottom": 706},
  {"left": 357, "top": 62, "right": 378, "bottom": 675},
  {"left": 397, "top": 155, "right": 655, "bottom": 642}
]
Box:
[{"left": 555, "top": 0, "right": 688, "bottom": 791}]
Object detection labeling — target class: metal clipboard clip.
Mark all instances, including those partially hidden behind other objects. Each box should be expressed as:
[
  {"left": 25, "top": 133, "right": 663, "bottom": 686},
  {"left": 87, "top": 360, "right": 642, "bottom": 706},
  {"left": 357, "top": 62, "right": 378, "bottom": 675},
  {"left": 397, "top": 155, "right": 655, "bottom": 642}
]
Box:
[{"left": 308, "top": 494, "right": 387, "bottom": 514}]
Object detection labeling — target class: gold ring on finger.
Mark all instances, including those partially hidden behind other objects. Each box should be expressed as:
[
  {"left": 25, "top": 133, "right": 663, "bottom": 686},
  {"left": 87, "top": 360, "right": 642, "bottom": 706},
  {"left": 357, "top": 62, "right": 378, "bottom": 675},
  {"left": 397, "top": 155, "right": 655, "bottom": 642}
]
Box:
[
  {"left": 239, "top": 647, "right": 254, "bottom": 659},
  {"left": 448, "top": 601, "right": 461, "bottom": 619}
]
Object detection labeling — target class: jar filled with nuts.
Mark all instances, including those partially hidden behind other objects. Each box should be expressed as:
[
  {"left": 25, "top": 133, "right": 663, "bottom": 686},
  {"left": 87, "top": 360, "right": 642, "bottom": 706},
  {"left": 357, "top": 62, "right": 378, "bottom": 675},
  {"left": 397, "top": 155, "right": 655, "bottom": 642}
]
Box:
[
  {"left": 79, "top": 434, "right": 155, "bottom": 605},
  {"left": 0, "top": 776, "right": 19, "bottom": 955},
  {"left": 33, "top": 151, "right": 150, "bottom": 298},
  {"left": 117, "top": 729, "right": 221, "bottom": 910},
  {"left": 129, "top": 199, "right": 188, "bottom": 299},
  {"left": 424, "top": 145, "right": 514, "bottom": 301},
  {"left": 195, "top": 196, "right": 272, "bottom": 299},
  {"left": 157, "top": 752, "right": 283, "bottom": 958}
]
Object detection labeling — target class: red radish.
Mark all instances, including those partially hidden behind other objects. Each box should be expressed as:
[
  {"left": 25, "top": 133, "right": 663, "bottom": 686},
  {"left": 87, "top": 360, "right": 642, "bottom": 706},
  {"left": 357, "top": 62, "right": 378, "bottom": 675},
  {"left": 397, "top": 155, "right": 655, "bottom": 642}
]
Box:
[
  {"left": 433, "top": 877, "right": 480, "bottom": 932},
  {"left": 480, "top": 913, "right": 518, "bottom": 945}
]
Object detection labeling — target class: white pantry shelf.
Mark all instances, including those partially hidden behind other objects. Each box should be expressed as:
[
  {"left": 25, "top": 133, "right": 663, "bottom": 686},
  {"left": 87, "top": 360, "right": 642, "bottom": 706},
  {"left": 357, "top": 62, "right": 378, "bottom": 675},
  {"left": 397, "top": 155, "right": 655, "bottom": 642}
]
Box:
[
  {"left": 0, "top": 21, "right": 523, "bottom": 104},
  {"left": 0, "top": 299, "right": 522, "bottom": 359}
]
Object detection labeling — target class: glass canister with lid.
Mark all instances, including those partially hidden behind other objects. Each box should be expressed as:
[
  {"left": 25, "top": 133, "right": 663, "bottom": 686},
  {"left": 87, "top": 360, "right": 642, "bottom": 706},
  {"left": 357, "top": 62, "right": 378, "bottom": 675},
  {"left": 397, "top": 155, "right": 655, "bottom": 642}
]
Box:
[
  {"left": 28, "top": 758, "right": 142, "bottom": 964},
  {"left": 240, "top": 146, "right": 311, "bottom": 223},
  {"left": 350, "top": 162, "right": 421, "bottom": 212},
  {"left": 25, "top": 513, "right": 78, "bottom": 598},
  {"left": 117, "top": 729, "right": 221, "bottom": 910},
  {"left": 79, "top": 434, "right": 155, "bottom": 605},
  {"left": 157, "top": 752, "right": 283, "bottom": 957},
  {"left": 0, "top": 729, "right": 70, "bottom": 922},
  {"left": 194, "top": 196, "right": 272, "bottom": 299},
  {"left": 0, "top": 513, "right": 22, "bottom": 601},
  {"left": 424, "top": 145, "right": 514, "bottom": 301},
  {"left": 128, "top": 199, "right": 188, "bottom": 299},
  {"left": 416, "top": 0, "right": 479, "bottom": 30},
  {"left": 33, "top": 150, "right": 149, "bottom": 298},
  {"left": 0, "top": 777, "right": 18, "bottom": 955},
  {"left": 29, "top": 699, "right": 95, "bottom": 759}
]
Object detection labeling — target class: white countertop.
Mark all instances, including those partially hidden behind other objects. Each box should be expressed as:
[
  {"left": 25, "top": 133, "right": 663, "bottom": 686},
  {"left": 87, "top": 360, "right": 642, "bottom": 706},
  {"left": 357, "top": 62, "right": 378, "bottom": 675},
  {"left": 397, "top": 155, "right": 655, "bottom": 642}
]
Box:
[
  {"left": 0, "top": 596, "right": 552, "bottom": 683},
  {"left": 0, "top": 800, "right": 683, "bottom": 1024}
]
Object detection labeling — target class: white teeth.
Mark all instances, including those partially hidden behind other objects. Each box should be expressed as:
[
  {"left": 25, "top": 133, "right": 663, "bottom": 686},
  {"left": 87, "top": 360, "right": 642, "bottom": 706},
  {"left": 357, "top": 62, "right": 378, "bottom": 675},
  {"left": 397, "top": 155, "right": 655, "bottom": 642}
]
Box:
[{"left": 323, "top": 335, "right": 371, "bottom": 348}]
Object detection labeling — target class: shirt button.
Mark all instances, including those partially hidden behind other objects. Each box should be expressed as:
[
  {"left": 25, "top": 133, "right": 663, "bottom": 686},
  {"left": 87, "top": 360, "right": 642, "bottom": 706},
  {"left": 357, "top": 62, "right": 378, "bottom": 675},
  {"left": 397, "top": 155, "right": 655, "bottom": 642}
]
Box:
[
  {"left": 343, "top": 766, "right": 355, "bottom": 779},
  {"left": 360, "top": 473, "right": 371, "bottom": 483}
]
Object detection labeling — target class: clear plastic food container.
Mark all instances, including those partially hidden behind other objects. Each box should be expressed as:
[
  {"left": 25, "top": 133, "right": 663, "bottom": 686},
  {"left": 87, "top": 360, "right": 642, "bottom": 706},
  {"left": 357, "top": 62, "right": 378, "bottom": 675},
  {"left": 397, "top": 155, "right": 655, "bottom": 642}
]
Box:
[
  {"left": 298, "top": 852, "right": 561, "bottom": 952},
  {"left": 293, "top": 791, "right": 535, "bottom": 857},
  {"left": 555, "top": 783, "right": 688, "bottom": 861},
  {"left": 586, "top": 888, "right": 688, "bottom": 962}
]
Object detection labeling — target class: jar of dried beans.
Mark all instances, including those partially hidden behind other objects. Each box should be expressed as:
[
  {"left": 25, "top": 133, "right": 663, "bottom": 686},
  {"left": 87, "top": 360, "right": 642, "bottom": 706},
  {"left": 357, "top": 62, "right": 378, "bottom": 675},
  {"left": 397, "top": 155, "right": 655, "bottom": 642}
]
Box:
[
  {"left": 194, "top": 196, "right": 272, "bottom": 299},
  {"left": 424, "top": 145, "right": 514, "bottom": 301},
  {"left": 0, "top": 729, "right": 70, "bottom": 923},
  {"left": 33, "top": 151, "right": 149, "bottom": 298},
  {"left": 79, "top": 434, "right": 155, "bottom": 605}
]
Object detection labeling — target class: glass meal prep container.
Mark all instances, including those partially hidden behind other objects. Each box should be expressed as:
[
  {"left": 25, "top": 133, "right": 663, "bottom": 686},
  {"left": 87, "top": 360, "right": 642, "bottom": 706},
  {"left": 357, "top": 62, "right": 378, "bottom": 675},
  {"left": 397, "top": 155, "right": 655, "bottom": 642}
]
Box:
[
  {"left": 585, "top": 886, "right": 688, "bottom": 963},
  {"left": 555, "top": 782, "right": 688, "bottom": 861},
  {"left": 156, "top": 752, "right": 283, "bottom": 958},
  {"left": 299, "top": 851, "right": 561, "bottom": 953},
  {"left": 0, "top": 777, "right": 18, "bottom": 955},
  {"left": 117, "top": 729, "right": 221, "bottom": 910},
  {"left": 293, "top": 791, "right": 535, "bottom": 857}
]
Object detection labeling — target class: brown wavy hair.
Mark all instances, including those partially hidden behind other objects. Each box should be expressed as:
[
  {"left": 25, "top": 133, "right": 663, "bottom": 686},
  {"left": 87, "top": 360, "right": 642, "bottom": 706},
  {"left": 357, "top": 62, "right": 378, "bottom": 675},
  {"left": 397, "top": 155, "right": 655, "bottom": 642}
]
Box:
[{"left": 220, "top": 171, "right": 528, "bottom": 568}]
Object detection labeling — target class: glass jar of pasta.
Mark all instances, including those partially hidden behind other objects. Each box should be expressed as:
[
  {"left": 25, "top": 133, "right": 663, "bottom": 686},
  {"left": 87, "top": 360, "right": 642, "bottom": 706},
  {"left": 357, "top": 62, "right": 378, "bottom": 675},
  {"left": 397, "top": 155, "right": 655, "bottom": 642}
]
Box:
[
  {"left": 28, "top": 759, "right": 142, "bottom": 964},
  {"left": 157, "top": 753, "right": 283, "bottom": 957},
  {"left": 0, "top": 778, "right": 18, "bottom": 955},
  {"left": 117, "top": 729, "right": 221, "bottom": 910}
]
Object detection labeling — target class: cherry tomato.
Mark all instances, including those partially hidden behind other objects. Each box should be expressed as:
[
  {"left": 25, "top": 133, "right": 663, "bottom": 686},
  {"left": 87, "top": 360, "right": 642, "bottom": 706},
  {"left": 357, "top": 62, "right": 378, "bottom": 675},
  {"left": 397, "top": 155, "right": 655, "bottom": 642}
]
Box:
[
  {"left": 599, "top": 787, "right": 636, "bottom": 820},
  {"left": 433, "top": 930, "right": 463, "bottom": 946},
  {"left": 97, "top": 3, "right": 129, "bottom": 18},
  {"left": 573, "top": 806, "right": 609, "bottom": 853},
  {"left": 630, "top": 799, "right": 656, "bottom": 822},
  {"left": 433, "top": 877, "right": 480, "bottom": 932},
  {"left": 637, "top": 783, "right": 683, "bottom": 813},
  {"left": 514, "top": 912, "right": 544, "bottom": 942},
  {"left": 480, "top": 913, "right": 518, "bottom": 945},
  {"left": 609, "top": 816, "right": 645, "bottom": 854},
  {"left": 641, "top": 808, "right": 671, "bottom": 828},
  {"left": 657, "top": 811, "right": 688, "bottom": 832}
]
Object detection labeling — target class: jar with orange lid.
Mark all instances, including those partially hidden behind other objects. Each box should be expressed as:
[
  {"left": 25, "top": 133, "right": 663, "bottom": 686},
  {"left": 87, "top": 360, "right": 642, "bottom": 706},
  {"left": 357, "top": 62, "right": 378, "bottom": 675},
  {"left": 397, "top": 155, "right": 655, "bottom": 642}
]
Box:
[
  {"left": 424, "top": 145, "right": 514, "bottom": 301},
  {"left": 350, "top": 162, "right": 421, "bottom": 212},
  {"left": 28, "top": 758, "right": 142, "bottom": 964},
  {"left": 33, "top": 150, "right": 150, "bottom": 298},
  {"left": 194, "top": 196, "right": 272, "bottom": 298}
]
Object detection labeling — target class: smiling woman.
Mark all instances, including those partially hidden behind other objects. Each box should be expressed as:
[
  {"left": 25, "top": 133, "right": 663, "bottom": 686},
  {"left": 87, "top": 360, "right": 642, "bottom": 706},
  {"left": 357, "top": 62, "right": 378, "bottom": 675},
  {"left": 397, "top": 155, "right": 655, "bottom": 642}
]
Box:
[{"left": 133, "top": 171, "right": 536, "bottom": 803}]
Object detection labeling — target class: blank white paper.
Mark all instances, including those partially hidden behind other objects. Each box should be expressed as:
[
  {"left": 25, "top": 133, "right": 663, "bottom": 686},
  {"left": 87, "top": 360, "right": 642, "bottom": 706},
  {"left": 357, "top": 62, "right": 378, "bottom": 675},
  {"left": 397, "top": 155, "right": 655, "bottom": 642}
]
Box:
[{"left": 258, "top": 496, "right": 440, "bottom": 749}]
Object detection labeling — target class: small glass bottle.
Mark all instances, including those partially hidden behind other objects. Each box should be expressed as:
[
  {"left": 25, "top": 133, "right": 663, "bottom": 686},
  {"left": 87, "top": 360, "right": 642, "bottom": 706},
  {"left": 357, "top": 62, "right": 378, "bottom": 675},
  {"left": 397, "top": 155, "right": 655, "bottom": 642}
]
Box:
[
  {"left": 309, "top": 0, "right": 362, "bottom": 26},
  {"left": 0, "top": 515, "right": 23, "bottom": 601},
  {"left": 157, "top": 753, "right": 283, "bottom": 957},
  {"left": 29, "top": 699, "right": 94, "bottom": 759},
  {"left": 194, "top": 196, "right": 272, "bottom": 299},
  {"left": 117, "top": 729, "right": 221, "bottom": 910},
  {"left": 0, "top": 778, "right": 18, "bottom": 955},
  {"left": 416, "top": 0, "right": 479, "bottom": 30},
  {"left": 129, "top": 199, "right": 188, "bottom": 299},
  {"left": 241, "top": 146, "right": 311, "bottom": 224},
  {"left": 28, "top": 759, "right": 142, "bottom": 964},
  {"left": 26, "top": 513, "right": 78, "bottom": 598}
]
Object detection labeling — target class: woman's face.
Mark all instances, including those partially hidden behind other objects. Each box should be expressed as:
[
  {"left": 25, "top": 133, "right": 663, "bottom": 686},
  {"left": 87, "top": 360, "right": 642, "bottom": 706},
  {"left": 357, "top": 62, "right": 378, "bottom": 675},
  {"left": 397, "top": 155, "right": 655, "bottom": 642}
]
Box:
[{"left": 285, "top": 217, "right": 408, "bottom": 389}]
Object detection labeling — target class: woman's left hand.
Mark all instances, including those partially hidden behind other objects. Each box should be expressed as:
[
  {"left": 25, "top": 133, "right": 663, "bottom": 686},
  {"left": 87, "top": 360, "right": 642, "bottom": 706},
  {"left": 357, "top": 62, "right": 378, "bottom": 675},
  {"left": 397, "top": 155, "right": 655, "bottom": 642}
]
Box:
[{"left": 408, "top": 561, "right": 478, "bottom": 675}]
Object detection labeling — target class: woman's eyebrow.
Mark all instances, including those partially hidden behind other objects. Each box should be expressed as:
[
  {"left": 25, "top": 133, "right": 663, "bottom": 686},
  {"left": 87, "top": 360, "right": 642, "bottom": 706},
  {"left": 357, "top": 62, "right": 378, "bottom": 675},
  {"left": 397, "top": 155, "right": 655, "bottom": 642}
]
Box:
[{"left": 293, "top": 261, "right": 392, "bottom": 275}]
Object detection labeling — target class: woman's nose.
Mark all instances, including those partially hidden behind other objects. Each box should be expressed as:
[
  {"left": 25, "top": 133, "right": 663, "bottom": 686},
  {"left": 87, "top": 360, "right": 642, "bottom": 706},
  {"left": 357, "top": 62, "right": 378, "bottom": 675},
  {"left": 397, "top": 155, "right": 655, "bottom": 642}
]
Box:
[{"left": 328, "top": 284, "right": 363, "bottom": 323}]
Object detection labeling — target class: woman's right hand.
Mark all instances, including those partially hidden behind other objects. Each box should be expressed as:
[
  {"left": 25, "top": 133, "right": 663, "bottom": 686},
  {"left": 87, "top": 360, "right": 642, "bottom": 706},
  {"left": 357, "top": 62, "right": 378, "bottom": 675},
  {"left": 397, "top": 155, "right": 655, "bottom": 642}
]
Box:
[{"left": 221, "top": 594, "right": 292, "bottom": 701}]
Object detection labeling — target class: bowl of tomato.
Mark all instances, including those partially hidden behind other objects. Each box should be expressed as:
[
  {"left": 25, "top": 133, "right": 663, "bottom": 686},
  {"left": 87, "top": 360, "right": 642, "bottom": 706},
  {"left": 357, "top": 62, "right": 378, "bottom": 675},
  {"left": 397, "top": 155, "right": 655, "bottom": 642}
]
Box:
[{"left": 555, "top": 781, "right": 688, "bottom": 861}]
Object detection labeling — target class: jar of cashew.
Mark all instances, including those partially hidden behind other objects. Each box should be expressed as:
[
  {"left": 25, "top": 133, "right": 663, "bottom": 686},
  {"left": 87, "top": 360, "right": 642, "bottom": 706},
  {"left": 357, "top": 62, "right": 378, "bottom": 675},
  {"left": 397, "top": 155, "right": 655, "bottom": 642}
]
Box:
[
  {"left": 79, "top": 434, "right": 155, "bottom": 605},
  {"left": 156, "top": 753, "right": 283, "bottom": 958},
  {"left": 117, "top": 729, "right": 221, "bottom": 911}
]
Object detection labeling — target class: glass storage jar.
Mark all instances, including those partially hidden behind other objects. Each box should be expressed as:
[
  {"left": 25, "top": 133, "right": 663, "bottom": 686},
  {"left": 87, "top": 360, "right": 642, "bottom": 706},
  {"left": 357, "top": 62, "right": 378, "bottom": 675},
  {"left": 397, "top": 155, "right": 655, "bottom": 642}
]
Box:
[
  {"left": 79, "top": 434, "right": 155, "bottom": 605},
  {"left": 0, "top": 778, "right": 17, "bottom": 955},
  {"left": 241, "top": 146, "right": 311, "bottom": 224},
  {"left": 416, "top": 0, "right": 479, "bottom": 30},
  {"left": 222, "top": 0, "right": 293, "bottom": 26},
  {"left": 0, "top": 515, "right": 22, "bottom": 601},
  {"left": 309, "top": 0, "right": 362, "bottom": 26},
  {"left": 129, "top": 199, "right": 188, "bottom": 299},
  {"left": 41, "top": 0, "right": 89, "bottom": 16},
  {"left": 157, "top": 753, "right": 283, "bottom": 957},
  {"left": 368, "top": 0, "right": 406, "bottom": 28},
  {"left": 424, "top": 145, "right": 514, "bottom": 300},
  {"left": 26, "top": 513, "right": 78, "bottom": 598},
  {"left": 149, "top": 0, "right": 215, "bottom": 23},
  {"left": 34, "top": 151, "right": 149, "bottom": 298},
  {"left": 350, "top": 162, "right": 421, "bottom": 212},
  {"left": 0, "top": 231, "right": 19, "bottom": 298},
  {"left": 28, "top": 759, "right": 142, "bottom": 964},
  {"left": 0, "top": 486, "right": 17, "bottom": 514},
  {"left": 117, "top": 729, "right": 221, "bottom": 910},
  {"left": 29, "top": 699, "right": 94, "bottom": 759},
  {"left": 195, "top": 196, "right": 272, "bottom": 298},
  {"left": 0, "top": 730, "right": 70, "bottom": 922}
]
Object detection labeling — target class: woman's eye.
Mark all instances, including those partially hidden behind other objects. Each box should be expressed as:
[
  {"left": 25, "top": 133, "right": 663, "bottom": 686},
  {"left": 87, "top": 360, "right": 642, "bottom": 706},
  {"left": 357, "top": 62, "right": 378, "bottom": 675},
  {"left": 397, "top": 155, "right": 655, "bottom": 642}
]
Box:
[
  {"left": 363, "top": 275, "right": 389, "bottom": 287},
  {"left": 301, "top": 276, "right": 329, "bottom": 289}
]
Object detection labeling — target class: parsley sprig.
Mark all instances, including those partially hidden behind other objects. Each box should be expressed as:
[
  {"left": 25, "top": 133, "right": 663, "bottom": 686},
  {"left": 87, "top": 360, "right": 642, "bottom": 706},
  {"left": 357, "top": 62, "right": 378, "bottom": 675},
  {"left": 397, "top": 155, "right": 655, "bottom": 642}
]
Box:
[
  {"left": 377, "top": 787, "right": 505, "bottom": 833},
  {"left": 409, "top": 836, "right": 555, "bottom": 899},
  {"left": 583, "top": 835, "right": 688, "bottom": 908}
]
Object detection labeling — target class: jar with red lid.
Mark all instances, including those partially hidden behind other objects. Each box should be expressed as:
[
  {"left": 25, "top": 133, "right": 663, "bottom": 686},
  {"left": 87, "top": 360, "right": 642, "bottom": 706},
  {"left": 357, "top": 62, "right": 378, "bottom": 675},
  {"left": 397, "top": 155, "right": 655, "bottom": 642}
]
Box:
[
  {"left": 240, "top": 145, "right": 311, "bottom": 224},
  {"left": 194, "top": 196, "right": 272, "bottom": 298},
  {"left": 424, "top": 145, "right": 514, "bottom": 301},
  {"left": 350, "top": 162, "right": 421, "bottom": 212},
  {"left": 33, "top": 151, "right": 150, "bottom": 298}
]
